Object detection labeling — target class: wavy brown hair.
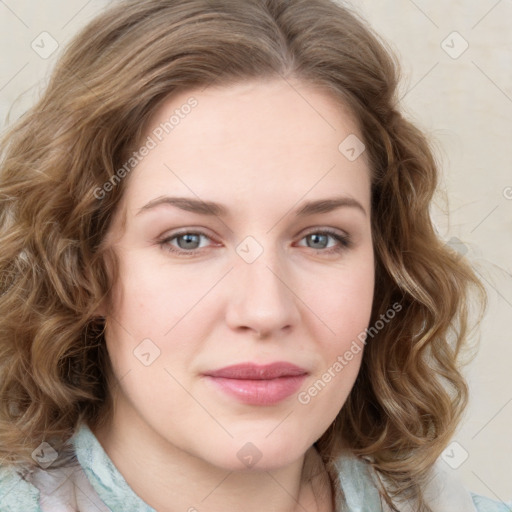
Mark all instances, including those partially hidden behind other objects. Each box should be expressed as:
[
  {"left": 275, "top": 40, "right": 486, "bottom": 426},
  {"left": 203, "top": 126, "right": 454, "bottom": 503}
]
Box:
[{"left": 0, "top": 0, "right": 485, "bottom": 510}]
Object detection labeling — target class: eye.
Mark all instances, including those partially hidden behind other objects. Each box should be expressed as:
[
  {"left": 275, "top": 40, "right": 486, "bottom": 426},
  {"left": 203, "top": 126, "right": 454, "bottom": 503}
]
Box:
[
  {"left": 157, "top": 228, "right": 352, "bottom": 257},
  {"left": 296, "top": 229, "right": 352, "bottom": 255},
  {"left": 158, "top": 230, "right": 217, "bottom": 256}
]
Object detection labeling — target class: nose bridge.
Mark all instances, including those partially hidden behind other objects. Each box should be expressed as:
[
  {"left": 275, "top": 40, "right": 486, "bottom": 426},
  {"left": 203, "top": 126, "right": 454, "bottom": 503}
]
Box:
[{"left": 226, "top": 235, "right": 300, "bottom": 337}]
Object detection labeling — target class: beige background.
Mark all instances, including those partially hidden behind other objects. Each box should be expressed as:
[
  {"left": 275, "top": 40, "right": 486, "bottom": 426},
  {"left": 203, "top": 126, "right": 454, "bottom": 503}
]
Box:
[{"left": 1, "top": 0, "right": 511, "bottom": 503}]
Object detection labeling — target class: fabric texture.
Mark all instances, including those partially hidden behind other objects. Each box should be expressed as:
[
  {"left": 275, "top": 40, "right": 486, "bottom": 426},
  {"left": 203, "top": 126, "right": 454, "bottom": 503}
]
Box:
[{"left": 0, "top": 422, "right": 510, "bottom": 511}]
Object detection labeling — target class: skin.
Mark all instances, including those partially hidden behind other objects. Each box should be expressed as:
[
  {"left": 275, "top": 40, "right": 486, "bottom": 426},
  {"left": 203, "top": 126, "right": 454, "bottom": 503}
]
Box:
[{"left": 93, "top": 78, "right": 375, "bottom": 512}]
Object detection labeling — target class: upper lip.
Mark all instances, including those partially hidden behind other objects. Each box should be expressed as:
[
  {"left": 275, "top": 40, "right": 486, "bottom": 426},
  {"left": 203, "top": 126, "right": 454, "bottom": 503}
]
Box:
[{"left": 204, "top": 362, "right": 308, "bottom": 380}]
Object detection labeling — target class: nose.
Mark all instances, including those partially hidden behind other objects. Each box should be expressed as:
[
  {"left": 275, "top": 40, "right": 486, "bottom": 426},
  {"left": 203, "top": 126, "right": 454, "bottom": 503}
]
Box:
[{"left": 225, "top": 248, "right": 301, "bottom": 339}]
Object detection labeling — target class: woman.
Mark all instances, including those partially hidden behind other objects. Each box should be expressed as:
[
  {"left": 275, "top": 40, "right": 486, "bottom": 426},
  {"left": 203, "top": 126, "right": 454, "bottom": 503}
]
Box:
[{"left": 0, "top": 0, "right": 508, "bottom": 510}]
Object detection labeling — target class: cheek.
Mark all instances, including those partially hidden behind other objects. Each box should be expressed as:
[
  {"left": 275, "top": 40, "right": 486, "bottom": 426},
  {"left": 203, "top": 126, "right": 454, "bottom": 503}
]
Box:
[
  {"left": 296, "top": 275, "right": 371, "bottom": 425},
  {"left": 309, "top": 259, "right": 375, "bottom": 344},
  {"left": 298, "top": 258, "right": 373, "bottom": 404},
  {"left": 109, "top": 248, "right": 218, "bottom": 339},
  {"left": 103, "top": 250, "right": 221, "bottom": 392}
]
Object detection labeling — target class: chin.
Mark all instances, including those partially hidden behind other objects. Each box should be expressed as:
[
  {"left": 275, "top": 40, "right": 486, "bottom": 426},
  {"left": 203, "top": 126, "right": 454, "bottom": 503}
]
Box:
[{"left": 197, "top": 434, "right": 313, "bottom": 473}]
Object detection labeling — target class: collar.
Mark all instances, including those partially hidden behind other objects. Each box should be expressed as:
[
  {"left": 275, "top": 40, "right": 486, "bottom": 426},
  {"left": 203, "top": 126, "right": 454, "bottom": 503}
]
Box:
[{"left": 73, "top": 421, "right": 156, "bottom": 511}]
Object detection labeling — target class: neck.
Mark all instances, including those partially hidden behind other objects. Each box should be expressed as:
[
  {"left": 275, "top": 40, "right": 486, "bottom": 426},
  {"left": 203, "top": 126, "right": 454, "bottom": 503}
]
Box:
[{"left": 91, "top": 402, "right": 333, "bottom": 512}]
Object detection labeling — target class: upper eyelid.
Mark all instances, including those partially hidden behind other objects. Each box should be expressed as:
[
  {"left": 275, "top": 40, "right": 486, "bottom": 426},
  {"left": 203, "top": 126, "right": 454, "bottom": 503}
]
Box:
[{"left": 298, "top": 226, "right": 349, "bottom": 237}]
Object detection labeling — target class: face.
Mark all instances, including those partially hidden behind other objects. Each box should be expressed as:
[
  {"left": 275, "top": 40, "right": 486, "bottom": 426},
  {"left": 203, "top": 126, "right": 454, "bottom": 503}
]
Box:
[{"left": 101, "top": 78, "right": 374, "bottom": 472}]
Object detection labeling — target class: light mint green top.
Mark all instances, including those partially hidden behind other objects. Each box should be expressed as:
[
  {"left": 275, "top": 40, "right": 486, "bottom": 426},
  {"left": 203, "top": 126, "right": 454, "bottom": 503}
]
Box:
[{"left": 0, "top": 422, "right": 510, "bottom": 511}]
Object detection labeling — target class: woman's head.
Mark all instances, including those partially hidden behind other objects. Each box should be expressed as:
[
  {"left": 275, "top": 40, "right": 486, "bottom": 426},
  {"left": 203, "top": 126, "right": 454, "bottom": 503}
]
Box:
[
  {"left": 95, "top": 77, "right": 375, "bottom": 476},
  {"left": 0, "top": 0, "right": 484, "bottom": 508}
]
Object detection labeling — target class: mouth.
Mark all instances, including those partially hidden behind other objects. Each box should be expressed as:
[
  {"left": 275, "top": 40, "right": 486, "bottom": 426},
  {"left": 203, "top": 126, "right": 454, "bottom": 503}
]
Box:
[{"left": 202, "top": 362, "right": 308, "bottom": 406}]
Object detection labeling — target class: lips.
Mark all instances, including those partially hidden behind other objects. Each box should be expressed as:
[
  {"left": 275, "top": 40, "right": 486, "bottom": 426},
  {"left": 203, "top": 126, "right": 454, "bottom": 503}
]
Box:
[
  {"left": 205, "top": 362, "right": 308, "bottom": 379},
  {"left": 203, "top": 362, "right": 308, "bottom": 406}
]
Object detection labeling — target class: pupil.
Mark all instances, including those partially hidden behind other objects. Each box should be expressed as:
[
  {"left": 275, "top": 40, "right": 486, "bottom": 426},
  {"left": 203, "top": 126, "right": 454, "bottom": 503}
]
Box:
[
  {"left": 180, "top": 234, "right": 199, "bottom": 249},
  {"left": 310, "top": 234, "right": 327, "bottom": 249}
]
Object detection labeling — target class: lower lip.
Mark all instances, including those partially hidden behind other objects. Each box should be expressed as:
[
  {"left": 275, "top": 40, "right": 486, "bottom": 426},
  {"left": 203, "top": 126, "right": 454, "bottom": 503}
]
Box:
[{"left": 204, "top": 375, "right": 307, "bottom": 405}]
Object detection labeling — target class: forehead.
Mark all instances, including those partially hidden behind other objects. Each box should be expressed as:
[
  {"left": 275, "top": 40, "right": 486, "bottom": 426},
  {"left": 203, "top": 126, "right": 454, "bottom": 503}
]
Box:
[{"left": 118, "top": 78, "right": 371, "bottom": 221}]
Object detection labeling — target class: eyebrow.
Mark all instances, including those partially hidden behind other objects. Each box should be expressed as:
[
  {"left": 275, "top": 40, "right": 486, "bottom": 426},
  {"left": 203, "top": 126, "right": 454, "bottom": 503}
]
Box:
[{"left": 136, "top": 195, "right": 367, "bottom": 218}]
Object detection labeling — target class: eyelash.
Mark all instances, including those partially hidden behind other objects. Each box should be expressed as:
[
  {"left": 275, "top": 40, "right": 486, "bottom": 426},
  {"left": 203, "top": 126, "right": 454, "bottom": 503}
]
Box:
[{"left": 157, "top": 228, "right": 352, "bottom": 257}]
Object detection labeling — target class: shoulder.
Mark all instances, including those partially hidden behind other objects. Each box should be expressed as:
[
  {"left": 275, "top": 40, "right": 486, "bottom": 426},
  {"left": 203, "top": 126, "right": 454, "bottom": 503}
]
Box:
[
  {"left": 332, "top": 451, "right": 511, "bottom": 512},
  {"left": 421, "top": 461, "right": 512, "bottom": 512},
  {"left": 1, "top": 458, "right": 114, "bottom": 512},
  {"left": 0, "top": 463, "right": 41, "bottom": 512},
  {"left": 472, "top": 493, "right": 512, "bottom": 512},
  {"left": 404, "top": 460, "right": 512, "bottom": 512}
]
